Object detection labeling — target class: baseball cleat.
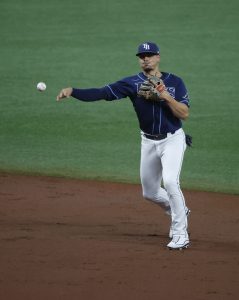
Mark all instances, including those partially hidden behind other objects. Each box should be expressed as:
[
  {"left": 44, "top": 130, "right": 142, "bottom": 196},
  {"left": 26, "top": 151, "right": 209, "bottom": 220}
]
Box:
[
  {"left": 167, "top": 235, "right": 189, "bottom": 250},
  {"left": 169, "top": 208, "right": 191, "bottom": 238}
]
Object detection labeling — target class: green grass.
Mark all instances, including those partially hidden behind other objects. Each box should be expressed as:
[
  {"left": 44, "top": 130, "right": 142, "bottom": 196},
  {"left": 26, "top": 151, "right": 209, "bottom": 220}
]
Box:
[{"left": 0, "top": 0, "right": 239, "bottom": 194}]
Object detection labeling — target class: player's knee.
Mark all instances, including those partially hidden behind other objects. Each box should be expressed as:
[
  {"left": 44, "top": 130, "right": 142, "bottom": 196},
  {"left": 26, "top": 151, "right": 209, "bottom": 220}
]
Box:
[
  {"left": 142, "top": 190, "right": 155, "bottom": 202},
  {"left": 164, "top": 178, "right": 179, "bottom": 195},
  {"left": 142, "top": 191, "right": 152, "bottom": 201},
  {"left": 142, "top": 190, "right": 164, "bottom": 204}
]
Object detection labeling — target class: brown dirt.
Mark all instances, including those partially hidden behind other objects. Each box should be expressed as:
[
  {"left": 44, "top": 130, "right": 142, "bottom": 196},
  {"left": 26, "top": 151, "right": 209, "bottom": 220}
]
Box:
[{"left": 0, "top": 173, "right": 238, "bottom": 300}]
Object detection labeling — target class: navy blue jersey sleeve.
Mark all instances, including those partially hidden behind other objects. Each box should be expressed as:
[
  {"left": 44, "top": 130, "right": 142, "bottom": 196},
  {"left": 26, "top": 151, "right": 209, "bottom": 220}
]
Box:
[
  {"left": 71, "top": 78, "right": 133, "bottom": 102},
  {"left": 175, "top": 78, "right": 190, "bottom": 107},
  {"left": 71, "top": 87, "right": 114, "bottom": 101},
  {"left": 106, "top": 79, "right": 134, "bottom": 100}
]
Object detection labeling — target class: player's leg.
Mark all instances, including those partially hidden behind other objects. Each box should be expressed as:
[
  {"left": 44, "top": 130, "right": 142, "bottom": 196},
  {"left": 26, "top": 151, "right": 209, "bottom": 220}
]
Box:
[
  {"left": 140, "top": 135, "right": 171, "bottom": 213},
  {"left": 161, "top": 130, "right": 189, "bottom": 243}
]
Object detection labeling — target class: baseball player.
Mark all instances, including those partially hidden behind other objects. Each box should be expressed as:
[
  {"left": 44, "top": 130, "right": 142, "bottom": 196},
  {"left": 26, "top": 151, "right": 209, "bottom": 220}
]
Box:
[{"left": 57, "top": 42, "right": 190, "bottom": 250}]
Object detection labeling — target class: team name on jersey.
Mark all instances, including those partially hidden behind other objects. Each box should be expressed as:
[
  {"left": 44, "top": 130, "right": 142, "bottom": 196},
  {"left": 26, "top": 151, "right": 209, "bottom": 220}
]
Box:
[{"left": 166, "top": 87, "right": 175, "bottom": 98}]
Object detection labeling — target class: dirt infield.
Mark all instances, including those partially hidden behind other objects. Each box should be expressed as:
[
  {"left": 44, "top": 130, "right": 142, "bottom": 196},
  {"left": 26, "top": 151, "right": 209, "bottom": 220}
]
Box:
[{"left": 0, "top": 173, "right": 238, "bottom": 300}]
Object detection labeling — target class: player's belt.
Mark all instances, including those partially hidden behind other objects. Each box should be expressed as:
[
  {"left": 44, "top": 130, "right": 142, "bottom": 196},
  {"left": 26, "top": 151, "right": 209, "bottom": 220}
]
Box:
[{"left": 143, "top": 133, "right": 168, "bottom": 140}]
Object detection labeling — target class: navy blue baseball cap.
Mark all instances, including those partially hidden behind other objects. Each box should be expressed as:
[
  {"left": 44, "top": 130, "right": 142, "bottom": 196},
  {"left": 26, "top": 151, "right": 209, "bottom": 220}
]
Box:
[{"left": 136, "top": 42, "right": 160, "bottom": 56}]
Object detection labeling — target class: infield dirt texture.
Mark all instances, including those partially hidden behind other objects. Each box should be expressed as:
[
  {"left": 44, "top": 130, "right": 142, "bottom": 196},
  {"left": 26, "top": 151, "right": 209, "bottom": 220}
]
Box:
[
  {"left": 0, "top": 174, "right": 239, "bottom": 300},
  {"left": 0, "top": 0, "right": 239, "bottom": 299}
]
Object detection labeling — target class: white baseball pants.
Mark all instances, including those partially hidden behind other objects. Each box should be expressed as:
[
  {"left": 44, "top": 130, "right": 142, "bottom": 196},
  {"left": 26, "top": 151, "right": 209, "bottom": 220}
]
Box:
[{"left": 140, "top": 128, "right": 189, "bottom": 237}]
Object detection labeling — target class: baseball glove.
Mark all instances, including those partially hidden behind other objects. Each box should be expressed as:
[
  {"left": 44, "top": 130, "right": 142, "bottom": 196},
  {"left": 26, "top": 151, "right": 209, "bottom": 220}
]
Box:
[{"left": 138, "top": 75, "right": 166, "bottom": 102}]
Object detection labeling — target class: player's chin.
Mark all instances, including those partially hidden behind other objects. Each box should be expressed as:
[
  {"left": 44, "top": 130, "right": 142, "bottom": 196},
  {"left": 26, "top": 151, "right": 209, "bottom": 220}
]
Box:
[{"left": 142, "top": 65, "right": 153, "bottom": 72}]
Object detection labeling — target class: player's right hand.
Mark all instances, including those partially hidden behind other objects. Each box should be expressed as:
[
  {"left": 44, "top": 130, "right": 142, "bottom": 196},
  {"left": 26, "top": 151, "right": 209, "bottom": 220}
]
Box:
[{"left": 56, "top": 87, "right": 73, "bottom": 101}]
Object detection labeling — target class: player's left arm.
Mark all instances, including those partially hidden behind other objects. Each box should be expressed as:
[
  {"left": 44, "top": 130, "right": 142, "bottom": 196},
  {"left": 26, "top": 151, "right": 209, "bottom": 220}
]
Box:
[
  {"left": 160, "top": 77, "right": 189, "bottom": 120},
  {"left": 160, "top": 91, "right": 189, "bottom": 120}
]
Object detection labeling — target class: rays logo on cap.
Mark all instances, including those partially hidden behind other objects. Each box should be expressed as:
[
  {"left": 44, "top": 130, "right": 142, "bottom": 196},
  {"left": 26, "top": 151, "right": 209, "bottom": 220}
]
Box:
[
  {"left": 143, "top": 43, "right": 150, "bottom": 50},
  {"left": 136, "top": 42, "right": 160, "bottom": 56}
]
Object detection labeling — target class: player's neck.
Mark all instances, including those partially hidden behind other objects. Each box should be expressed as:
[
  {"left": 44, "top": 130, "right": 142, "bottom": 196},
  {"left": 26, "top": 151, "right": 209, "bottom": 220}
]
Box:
[{"left": 144, "top": 69, "right": 162, "bottom": 78}]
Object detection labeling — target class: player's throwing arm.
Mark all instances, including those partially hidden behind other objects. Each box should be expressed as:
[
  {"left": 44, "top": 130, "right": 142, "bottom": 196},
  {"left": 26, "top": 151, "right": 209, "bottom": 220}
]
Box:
[{"left": 57, "top": 88, "right": 73, "bottom": 101}]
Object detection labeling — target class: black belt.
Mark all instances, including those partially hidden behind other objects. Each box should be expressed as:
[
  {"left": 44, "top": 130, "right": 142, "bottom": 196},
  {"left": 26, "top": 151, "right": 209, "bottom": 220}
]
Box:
[
  {"left": 143, "top": 131, "right": 175, "bottom": 140},
  {"left": 143, "top": 133, "right": 168, "bottom": 140}
]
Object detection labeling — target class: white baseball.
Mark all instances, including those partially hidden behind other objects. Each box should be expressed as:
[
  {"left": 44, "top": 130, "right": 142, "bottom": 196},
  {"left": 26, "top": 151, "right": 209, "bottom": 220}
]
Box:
[{"left": 37, "top": 82, "right": 47, "bottom": 91}]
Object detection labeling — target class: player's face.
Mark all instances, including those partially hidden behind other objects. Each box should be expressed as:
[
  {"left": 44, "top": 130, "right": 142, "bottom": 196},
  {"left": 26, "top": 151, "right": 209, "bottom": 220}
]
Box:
[{"left": 138, "top": 53, "right": 160, "bottom": 72}]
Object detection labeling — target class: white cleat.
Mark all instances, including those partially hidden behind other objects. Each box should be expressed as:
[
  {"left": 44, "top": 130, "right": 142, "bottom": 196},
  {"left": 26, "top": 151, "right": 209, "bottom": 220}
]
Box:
[
  {"left": 167, "top": 235, "right": 190, "bottom": 250},
  {"left": 169, "top": 208, "right": 191, "bottom": 238}
]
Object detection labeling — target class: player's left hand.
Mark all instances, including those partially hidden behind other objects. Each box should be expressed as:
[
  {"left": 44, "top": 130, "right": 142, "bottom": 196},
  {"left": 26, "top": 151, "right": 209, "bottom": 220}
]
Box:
[
  {"left": 56, "top": 87, "right": 73, "bottom": 101},
  {"left": 138, "top": 76, "right": 167, "bottom": 102}
]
